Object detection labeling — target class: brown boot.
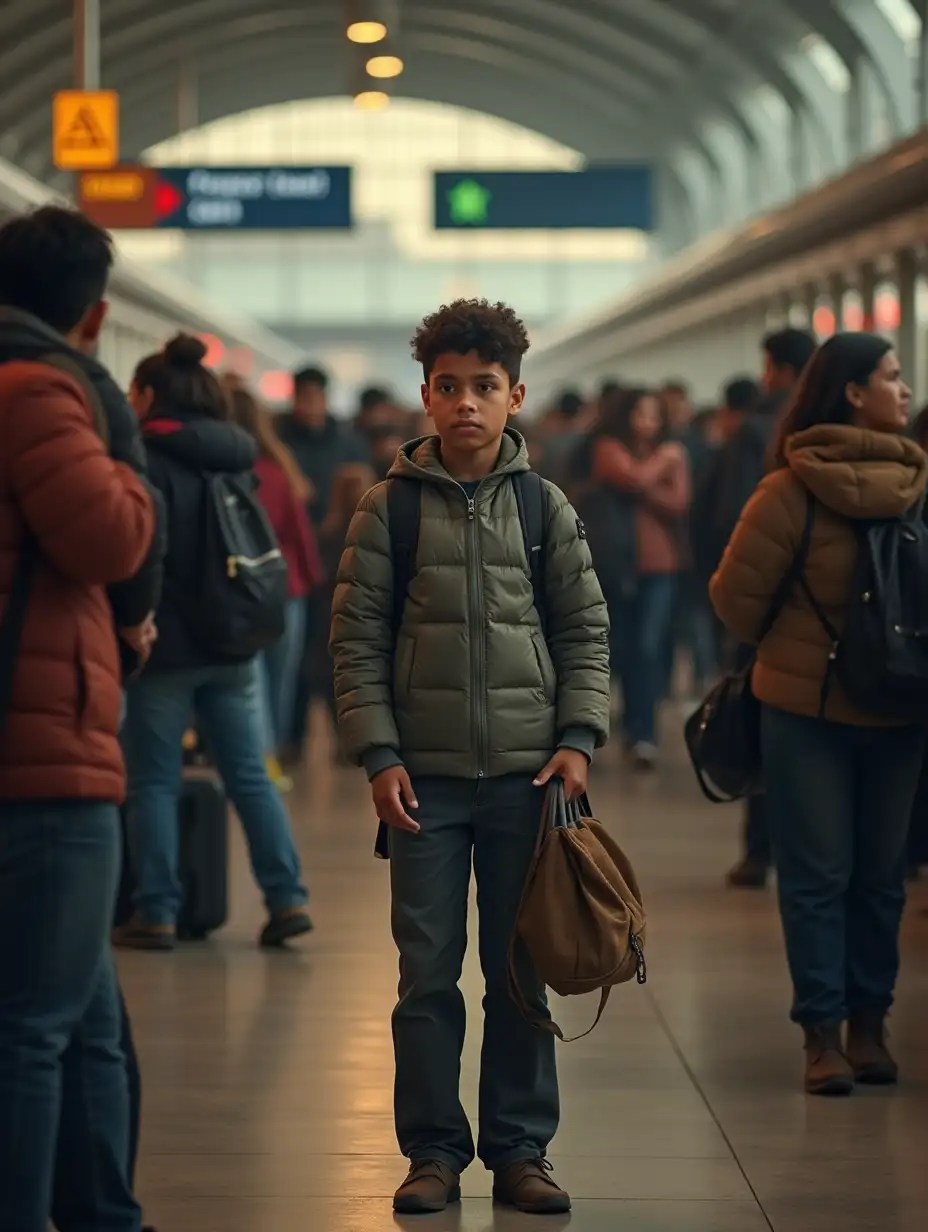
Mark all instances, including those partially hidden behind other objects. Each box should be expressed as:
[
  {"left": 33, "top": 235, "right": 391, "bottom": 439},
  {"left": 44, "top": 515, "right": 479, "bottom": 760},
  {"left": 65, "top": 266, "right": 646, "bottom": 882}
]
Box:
[
  {"left": 847, "top": 1012, "right": 898, "bottom": 1086},
  {"left": 803, "top": 1025, "right": 854, "bottom": 1096},
  {"left": 493, "top": 1159, "right": 571, "bottom": 1214},
  {"left": 393, "top": 1161, "right": 461, "bottom": 1214}
]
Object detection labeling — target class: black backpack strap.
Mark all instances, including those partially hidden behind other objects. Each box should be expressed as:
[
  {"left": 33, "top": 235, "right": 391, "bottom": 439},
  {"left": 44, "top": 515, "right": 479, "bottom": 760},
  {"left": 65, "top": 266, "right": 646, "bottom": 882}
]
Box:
[
  {"left": 386, "top": 477, "right": 422, "bottom": 644},
  {"left": 512, "top": 471, "right": 549, "bottom": 635}
]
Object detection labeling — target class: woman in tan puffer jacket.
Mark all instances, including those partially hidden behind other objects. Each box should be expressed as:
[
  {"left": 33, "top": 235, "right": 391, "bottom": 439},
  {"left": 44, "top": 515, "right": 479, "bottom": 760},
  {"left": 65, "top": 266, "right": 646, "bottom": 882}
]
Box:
[{"left": 711, "top": 332, "right": 927, "bottom": 1098}]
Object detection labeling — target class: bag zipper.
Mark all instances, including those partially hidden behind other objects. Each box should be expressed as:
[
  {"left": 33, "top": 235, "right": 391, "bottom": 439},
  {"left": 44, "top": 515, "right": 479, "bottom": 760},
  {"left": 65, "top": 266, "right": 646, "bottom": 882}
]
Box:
[
  {"left": 226, "top": 548, "right": 283, "bottom": 578},
  {"left": 630, "top": 932, "right": 647, "bottom": 985}
]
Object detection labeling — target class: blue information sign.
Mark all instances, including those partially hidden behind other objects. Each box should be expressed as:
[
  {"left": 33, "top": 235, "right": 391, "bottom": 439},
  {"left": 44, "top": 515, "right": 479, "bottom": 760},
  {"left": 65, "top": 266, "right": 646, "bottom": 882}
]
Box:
[
  {"left": 433, "top": 167, "right": 653, "bottom": 231},
  {"left": 151, "top": 166, "right": 353, "bottom": 230}
]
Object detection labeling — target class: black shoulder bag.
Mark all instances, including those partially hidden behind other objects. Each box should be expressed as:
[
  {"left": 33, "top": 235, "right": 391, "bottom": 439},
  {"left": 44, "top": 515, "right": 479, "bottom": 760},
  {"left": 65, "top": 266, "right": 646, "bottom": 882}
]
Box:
[{"left": 684, "top": 490, "right": 815, "bottom": 804}]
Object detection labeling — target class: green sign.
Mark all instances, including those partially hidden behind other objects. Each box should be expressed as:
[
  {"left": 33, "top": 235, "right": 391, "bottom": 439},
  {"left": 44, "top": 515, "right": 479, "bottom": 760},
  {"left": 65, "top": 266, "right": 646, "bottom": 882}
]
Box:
[{"left": 446, "top": 178, "right": 492, "bottom": 226}]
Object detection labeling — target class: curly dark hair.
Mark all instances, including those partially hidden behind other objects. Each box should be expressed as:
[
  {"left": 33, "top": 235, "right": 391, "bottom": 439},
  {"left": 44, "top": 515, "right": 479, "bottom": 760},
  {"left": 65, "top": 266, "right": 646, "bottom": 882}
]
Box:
[{"left": 411, "top": 298, "right": 530, "bottom": 384}]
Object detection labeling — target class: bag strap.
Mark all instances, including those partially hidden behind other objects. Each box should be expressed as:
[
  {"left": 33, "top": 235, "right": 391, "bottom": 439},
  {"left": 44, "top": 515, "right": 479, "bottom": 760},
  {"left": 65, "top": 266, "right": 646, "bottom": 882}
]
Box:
[
  {"left": 40, "top": 352, "right": 110, "bottom": 448},
  {"left": 756, "top": 486, "right": 817, "bottom": 643},
  {"left": 512, "top": 471, "right": 549, "bottom": 636},
  {"left": 0, "top": 533, "right": 37, "bottom": 736},
  {"left": 386, "top": 476, "right": 421, "bottom": 646}
]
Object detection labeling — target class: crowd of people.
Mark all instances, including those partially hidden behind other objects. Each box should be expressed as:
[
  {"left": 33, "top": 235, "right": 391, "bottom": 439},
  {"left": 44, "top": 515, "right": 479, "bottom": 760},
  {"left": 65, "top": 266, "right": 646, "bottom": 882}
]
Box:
[{"left": 1, "top": 203, "right": 926, "bottom": 1227}]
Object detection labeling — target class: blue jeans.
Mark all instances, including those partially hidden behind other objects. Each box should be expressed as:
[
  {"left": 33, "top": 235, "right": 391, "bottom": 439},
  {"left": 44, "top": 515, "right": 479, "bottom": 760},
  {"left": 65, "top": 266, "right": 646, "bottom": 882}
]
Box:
[
  {"left": 613, "top": 573, "right": 678, "bottom": 746},
  {"left": 389, "top": 774, "right": 557, "bottom": 1173},
  {"left": 0, "top": 801, "right": 140, "bottom": 1232},
  {"left": 123, "top": 663, "right": 309, "bottom": 926},
  {"left": 761, "top": 705, "right": 925, "bottom": 1026},
  {"left": 663, "top": 577, "right": 717, "bottom": 697},
  {"left": 258, "top": 596, "right": 307, "bottom": 754}
]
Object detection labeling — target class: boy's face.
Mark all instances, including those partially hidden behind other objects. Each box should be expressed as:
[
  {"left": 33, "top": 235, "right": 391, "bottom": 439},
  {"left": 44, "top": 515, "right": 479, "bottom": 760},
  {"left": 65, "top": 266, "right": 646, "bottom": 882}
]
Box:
[{"left": 422, "top": 351, "right": 524, "bottom": 452}]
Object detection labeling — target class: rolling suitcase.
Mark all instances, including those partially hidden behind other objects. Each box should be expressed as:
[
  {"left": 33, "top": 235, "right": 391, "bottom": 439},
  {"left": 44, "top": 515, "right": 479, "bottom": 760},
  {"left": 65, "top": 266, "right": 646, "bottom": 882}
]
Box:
[
  {"left": 176, "top": 770, "right": 229, "bottom": 940},
  {"left": 115, "top": 770, "right": 229, "bottom": 938}
]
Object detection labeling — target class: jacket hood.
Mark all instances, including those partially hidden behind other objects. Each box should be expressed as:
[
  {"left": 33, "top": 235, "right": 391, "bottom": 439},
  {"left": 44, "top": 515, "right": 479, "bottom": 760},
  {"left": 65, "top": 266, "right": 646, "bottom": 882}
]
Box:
[
  {"left": 787, "top": 424, "right": 928, "bottom": 520},
  {"left": 144, "top": 412, "right": 257, "bottom": 474},
  {"left": 388, "top": 426, "right": 530, "bottom": 485},
  {"left": 0, "top": 306, "right": 112, "bottom": 387}
]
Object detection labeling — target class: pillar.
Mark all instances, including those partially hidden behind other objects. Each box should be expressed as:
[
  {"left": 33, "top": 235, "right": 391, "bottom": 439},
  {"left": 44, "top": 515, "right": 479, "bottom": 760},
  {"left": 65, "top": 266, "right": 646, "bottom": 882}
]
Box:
[
  {"left": 73, "top": 0, "right": 100, "bottom": 90},
  {"left": 827, "top": 272, "right": 846, "bottom": 332},
  {"left": 858, "top": 260, "right": 877, "bottom": 331},
  {"left": 895, "top": 248, "right": 918, "bottom": 390},
  {"left": 800, "top": 282, "right": 818, "bottom": 331}
]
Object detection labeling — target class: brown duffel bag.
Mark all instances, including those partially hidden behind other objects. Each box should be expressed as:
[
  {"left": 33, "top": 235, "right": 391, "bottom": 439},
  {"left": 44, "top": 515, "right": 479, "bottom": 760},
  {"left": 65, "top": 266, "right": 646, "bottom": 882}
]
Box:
[{"left": 508, "top": 780, "right": 647, "bottom": 1041}]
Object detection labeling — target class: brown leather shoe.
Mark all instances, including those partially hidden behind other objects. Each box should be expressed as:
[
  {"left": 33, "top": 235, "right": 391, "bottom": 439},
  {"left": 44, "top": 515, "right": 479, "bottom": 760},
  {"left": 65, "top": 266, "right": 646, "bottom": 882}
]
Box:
[
  {"left": 803, "top": 1025, "right": 854, "bottom": 1096},
  {"left": 393, "top": 1160, "right": 461, "bottom": 1213},
  {"left": 493, "top": 1159, "right": 571, "bottom": 1214},
  {"left": 112, "top": 918, "right": 177, "bottom": 951},
  {"left": 847, "top": 1012, "right": 898, "bottom": 1086}
]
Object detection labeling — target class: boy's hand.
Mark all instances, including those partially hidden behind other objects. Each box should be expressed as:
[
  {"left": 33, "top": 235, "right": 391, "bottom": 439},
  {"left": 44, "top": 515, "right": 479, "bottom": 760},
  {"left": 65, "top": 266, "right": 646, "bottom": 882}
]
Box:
[
  {"left": 372, "top": 766, "right": 421, "bottom": 833},
  {"left": 534, "top": 748, "right": 589, "bottom": 800}
]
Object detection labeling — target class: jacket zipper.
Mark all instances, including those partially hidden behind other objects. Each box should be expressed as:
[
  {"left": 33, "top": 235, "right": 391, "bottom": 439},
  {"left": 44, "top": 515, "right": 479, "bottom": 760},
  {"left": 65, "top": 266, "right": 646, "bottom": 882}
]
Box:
[{"left": 465, "top": 493, "right": 489, "bottom": 777}]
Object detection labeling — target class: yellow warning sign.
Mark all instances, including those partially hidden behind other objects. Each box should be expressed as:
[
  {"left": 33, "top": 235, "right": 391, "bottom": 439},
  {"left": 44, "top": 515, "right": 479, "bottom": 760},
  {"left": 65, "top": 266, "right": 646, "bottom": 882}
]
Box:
[{"left": 53, "top": 90, "right": 119, "bottom": 171}]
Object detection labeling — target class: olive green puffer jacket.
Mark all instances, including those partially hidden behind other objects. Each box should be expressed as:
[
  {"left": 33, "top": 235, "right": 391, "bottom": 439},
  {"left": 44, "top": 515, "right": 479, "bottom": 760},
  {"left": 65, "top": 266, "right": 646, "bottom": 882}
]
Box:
[{"left": 330, "top": 428, "right": 611, "bottom": 779}]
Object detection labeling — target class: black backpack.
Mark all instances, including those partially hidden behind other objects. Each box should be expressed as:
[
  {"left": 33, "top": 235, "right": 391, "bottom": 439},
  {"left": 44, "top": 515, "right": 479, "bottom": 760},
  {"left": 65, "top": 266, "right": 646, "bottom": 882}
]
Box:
[
  {"left": 387, "top": 469, "right": 549, "bottom": 639},
  {"left": 371, "top": 470, "right": 549, "bottom": 860},
  {"left": 183, "top": 472, "right": 289, "bottom": 660},
  {"left": 802, "top": 498, "right": 928, "bottom": 721}
]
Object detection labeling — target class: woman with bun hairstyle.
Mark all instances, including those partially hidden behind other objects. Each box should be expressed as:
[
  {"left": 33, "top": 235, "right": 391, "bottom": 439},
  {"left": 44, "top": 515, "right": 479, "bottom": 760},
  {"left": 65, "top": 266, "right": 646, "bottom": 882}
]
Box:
[
  {"left": 117, "top": 334, "right": 310, "bottom": 951},
  {"left": 711, "top": 333, "right": 926, "bottom": 1097},
  {"left": 227, "top": 381, "right": 323, "bottom": 787}
]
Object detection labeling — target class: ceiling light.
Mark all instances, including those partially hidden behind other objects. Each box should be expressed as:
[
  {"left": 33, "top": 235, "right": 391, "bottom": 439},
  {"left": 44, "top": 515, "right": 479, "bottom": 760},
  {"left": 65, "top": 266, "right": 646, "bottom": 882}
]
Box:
[
  {"left": 366, "top": 54, "right": 403, "bottom": 79},
  {"left": 354, "top": 90, "right": 390, "bottom": 111},
  {"left": 347, "top": 21, "right": 387, "bottom": 43}
]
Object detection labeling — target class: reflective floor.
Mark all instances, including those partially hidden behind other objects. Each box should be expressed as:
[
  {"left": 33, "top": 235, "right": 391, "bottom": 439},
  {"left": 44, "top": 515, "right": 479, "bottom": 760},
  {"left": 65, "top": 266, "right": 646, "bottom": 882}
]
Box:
[{"left": 121, "top": 708, "right": 928, "bottom": 1232}]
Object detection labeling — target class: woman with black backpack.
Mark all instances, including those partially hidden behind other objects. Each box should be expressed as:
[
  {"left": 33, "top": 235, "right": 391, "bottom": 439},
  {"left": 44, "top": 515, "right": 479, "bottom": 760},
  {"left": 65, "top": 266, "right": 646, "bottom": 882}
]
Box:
[
  {"left": 710, "top": 333, "right": 925, "bottom": 1097},
  {"left": 116, "top": 335, "right": 310, "bottom": 951}
]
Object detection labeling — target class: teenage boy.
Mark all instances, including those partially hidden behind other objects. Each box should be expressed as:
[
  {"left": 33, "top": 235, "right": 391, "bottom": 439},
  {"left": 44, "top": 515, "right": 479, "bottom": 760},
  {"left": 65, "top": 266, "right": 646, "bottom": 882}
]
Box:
[{"left": 331, "top": 299, "right": 611, "bottom": 1215}]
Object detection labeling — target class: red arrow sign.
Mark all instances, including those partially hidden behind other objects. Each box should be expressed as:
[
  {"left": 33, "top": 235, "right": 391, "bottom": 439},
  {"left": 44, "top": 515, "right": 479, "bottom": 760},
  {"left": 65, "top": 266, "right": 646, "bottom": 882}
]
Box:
[{"left": 154, "top": 176, "right": 184, "bottom": 220}]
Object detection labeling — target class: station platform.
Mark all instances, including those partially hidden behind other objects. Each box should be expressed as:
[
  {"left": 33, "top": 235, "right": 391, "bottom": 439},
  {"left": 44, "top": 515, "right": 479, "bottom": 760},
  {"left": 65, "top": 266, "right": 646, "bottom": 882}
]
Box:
[{"left": 120, "top": 714, "right": 928, "bottom": 1232}]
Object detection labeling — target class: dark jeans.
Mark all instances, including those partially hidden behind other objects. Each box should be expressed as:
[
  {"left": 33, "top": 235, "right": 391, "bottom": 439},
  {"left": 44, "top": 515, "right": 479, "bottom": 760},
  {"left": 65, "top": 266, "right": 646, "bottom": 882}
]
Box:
[
  {"left": 761, "top": 705, "right": 925, "bottom": 1026},
  {"left": 613, "top": 573, "right": 678, "bottom": 746},
  {"left": 0, "top": 801, "right": 140, "bottom": 1232},
  {"left": 743, "top": 794, "right": 772, "bottom": 867},
  {"left": 53, "top": 991, "right": 142, "bottom": 1230},
  {"left": 389, "top": 774, "right": 558, "bottom": 1173},
  {"left": 290, "top": 591, "right": 327, "bottom": 749}
]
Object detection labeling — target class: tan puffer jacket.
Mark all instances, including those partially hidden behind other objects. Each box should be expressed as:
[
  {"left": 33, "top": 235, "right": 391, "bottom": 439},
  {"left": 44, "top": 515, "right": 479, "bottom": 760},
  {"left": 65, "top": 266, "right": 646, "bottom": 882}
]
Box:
[{"left": 710, "top": 424, "right": 928, "bottom": 726}]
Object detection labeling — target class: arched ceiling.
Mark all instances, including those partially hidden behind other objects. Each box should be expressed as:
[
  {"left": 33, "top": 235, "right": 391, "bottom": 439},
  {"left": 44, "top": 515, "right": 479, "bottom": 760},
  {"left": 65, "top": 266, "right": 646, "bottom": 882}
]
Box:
[{"left": 0, "top": 1, "right": 911, "bottom": 216}]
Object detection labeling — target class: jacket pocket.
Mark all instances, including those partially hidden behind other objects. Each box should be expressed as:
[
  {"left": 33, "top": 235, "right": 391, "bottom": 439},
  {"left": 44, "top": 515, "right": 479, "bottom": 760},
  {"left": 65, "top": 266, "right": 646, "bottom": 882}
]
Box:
[
  {"left": 531, "top": 632, "right": 556, "bottom": 701},
  {"left": 74, "top": 641, "right": 88, "bottom": 721},
  {"left": 73, "top": 614, "right": 118, "bottom": 734},
  {"left": 395, "top": 635, "right": 417, "bottom": 701}
]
